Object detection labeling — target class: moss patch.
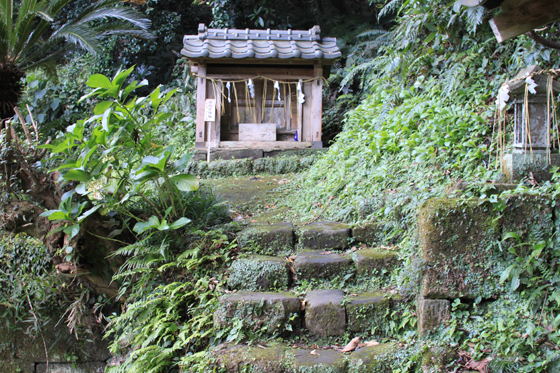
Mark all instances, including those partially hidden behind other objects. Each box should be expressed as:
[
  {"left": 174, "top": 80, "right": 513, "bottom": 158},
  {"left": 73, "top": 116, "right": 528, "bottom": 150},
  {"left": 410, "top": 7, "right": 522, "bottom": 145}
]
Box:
[
  {"left": 418, "top": 198, "right": 503, "bottom": 299},
  {"left": 502, "top": 194, "right": 553, "bottom": 252},
  {"left": 346, "top": 291, "right": 389, "bottom": 335},
  {"left": 352, "top": 222, "right": 397, "bottom": 246},
  {"left": 214, "top": 292, "right": 301, "bottom": 336},
  {"left": 228, "top": 255, "right": 289, "bottom": 291},
  {"left": 294, "top": 251, "right": 353, "bottom": 283},
  {"left": 348, "top": 343, "right": 398, "bottom": 373},
  {"left": 297, "top": 222, "right": 351, "bottom": 250},
  {"left": 210, "top": 342, "right": 289, "bottom": 373},
  {"left": 352, "top": 249, "right": 400, "bottom": 277},
  {"left": 237, "top": 223, "right": 294, "bottom": 255}
]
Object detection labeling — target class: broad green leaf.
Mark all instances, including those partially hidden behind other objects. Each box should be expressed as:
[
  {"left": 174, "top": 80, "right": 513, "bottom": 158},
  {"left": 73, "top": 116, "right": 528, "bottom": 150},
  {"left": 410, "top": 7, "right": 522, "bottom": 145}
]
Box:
[
  {"left": 499, "top": 265, "right": 513, "bottom": 284},
  {"left": 77, "top": 205, "right": 102, "bottom": 222},
  {"left": 503, "top": 232, "right": 520, "bottom": 241},
  {"left": 94, "top": 101, "right": 113, "bottom": 115},
  {"left": 40, "top": 210, "right": 67, "bottom": 221},
  {"left": 171, "top": 174, "right": 199, "bottom": 192},
  {"left": 169, "top": 217, "right": 191, "bottom": 230},
  {"left": 133, "top": 215, "right": 160, "bottom": 234},
  {"left": 63, "top": 170, "right": 92, "bottom": 182},
  {"left": 510, "top": 274, "right": 520, "bottom": 292},
  {"left": 87, "top": 74, "right": 112, "bottom": 89},
  {"left": 63, "top": 232, "right": 78, "bottom": 246},
  {"left": 425, "top": 31, "right": 436, "bottom": 44}
]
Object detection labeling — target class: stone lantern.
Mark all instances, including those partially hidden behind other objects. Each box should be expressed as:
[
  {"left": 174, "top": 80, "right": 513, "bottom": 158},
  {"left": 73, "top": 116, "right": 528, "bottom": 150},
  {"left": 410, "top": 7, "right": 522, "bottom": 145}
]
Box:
[{"left": 503, "top": 65, "right": 560, "bottom": 182}]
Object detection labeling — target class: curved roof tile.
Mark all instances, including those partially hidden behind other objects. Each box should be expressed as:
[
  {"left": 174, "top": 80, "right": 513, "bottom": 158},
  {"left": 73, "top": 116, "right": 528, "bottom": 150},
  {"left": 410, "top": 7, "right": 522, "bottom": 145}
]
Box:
[{"left": 182, "top": 24, "right": 341, "bottom": 61}]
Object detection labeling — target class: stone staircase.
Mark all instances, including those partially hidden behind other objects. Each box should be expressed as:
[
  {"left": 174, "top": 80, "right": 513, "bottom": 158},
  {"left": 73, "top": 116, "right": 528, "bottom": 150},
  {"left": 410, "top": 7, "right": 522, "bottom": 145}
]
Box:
[{"left": 209, "top": 221, "right": 403, "bottom": 372}]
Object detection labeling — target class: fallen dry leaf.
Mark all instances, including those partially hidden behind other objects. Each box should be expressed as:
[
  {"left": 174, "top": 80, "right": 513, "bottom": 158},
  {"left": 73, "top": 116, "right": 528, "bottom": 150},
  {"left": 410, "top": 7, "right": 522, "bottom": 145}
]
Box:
[
  {"left": 364, "top": 340, "right": 379, "bottom": 347},
  {"left": 301, "top": 299, "right": 307, "bottom": 311},
  {"left": 341, "top": 337, "right": 360, "bottom": 353},
  {"left": 310, "top": 350, "right": 319, "bottom": 356},
  {"left": 360, "top": 243, "right": 367, "bottom": 250},
  {"left": 250, "top": 220, "right": 257, "bottom": 223},
  {"left": 351, "top": 246, "right": 357, "bottom": 252},
  {"left": 320, "top": 251, "right": 332, "bottom": 255},
  {"left": 257, "top": 344, "right": 268, "bottom": 349},
  {"left": 349, "top": 293, "right": 358, "bottom": 297}
]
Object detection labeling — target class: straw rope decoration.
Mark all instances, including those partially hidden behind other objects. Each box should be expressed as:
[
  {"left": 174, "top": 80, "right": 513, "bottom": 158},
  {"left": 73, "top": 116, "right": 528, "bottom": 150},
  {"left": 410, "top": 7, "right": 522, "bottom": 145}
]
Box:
[
  {"left": 194, "top": 74, "right": 324, "bottom": 134},
  {"left": 524, "top": 80, "right": 534, "bottom": 161},
  {"left": 494, "top": 68, "right": 560, "bottom": 169}
]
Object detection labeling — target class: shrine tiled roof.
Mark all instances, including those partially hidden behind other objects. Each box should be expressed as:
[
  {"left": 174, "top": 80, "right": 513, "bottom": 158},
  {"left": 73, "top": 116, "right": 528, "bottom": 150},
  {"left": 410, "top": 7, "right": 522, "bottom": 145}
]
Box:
[{"left": 181, "top": 24, "right": 341, "bottom": 61}]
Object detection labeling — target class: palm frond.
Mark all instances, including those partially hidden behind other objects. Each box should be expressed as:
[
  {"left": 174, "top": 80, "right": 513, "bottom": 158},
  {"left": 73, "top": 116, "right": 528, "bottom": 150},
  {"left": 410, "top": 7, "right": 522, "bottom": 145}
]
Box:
[
  {"left": 50, "top": 23, "right": 102, "bottom": 54},
  {"left": 93, "top": 21, "right": 155, "bottom": 40},
  {"left": 77, "top": 7, "right": 151, "bottom": 30}
]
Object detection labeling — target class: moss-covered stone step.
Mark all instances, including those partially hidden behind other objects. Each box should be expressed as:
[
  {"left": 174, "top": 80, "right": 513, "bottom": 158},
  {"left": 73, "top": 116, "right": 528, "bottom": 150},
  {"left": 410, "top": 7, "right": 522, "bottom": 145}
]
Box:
[
  {"left": 237, "top": 222, "right": 294, "bottom": 255},
  {"left": 305, "top": 290, "right": 346, "bottom": 337},
  {"left": 297, "top": 222, "right": 351, "bottom": 250},
  {"left": 352, "top": 248, "right": 400, "bottom": 277},
  {"left": 346, "top": 292, "right": 389, "bottom": 334},
  {"left": 228, "top": 255, "right": 289, "bottom": 291},
  {"left": 186, "top": 155, "right": 319, "bottom": 178},
  {"left": 209, "top": 341, "right": 398, "bottom": 372},
  {"left": 237, "top": 220, "right": 401, "bottom": 255},
  {"left": 294, "top": 250, "right": 353, "bottom": 282},
  {"left": 214, "top": 291, "right": 302, "bottom": 336}
]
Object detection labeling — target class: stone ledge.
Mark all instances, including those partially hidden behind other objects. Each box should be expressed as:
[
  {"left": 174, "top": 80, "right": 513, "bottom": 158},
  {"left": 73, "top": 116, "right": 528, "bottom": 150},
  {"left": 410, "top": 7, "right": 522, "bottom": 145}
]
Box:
[
  {"left": 305, "top": 290, "right": 346, "bottom": 337},
  {"left": 297, "top": 222, "right": 351, "bottom": 250},
  {"left": 294, "top": 251, "right": 353, "bottom": 282},
  {"left": 214, "top": 291, "right": 301, "bottom": 335}
]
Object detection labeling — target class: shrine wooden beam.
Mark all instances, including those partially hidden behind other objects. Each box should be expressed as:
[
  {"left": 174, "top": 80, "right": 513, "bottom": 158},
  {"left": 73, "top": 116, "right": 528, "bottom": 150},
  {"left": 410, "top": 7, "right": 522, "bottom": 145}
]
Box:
[
  {"left": 489, "top": 0, "right": 560, "bottom": 42},
  {"left": 461, "top": 0, "right": 560, "bottom": 42}
]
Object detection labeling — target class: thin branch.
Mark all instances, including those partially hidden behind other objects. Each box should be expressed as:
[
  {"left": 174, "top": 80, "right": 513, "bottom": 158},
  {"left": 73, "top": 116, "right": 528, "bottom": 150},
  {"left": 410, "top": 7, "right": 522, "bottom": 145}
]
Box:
[
  {"left": 526, "top": 30, "right": 560, "bottom": 50},
  {"left": 26, "top": 104, "right": 40, "bottom": 142},
  {"left": 13, "top": 107, "right": 32, "bottom": 143}
]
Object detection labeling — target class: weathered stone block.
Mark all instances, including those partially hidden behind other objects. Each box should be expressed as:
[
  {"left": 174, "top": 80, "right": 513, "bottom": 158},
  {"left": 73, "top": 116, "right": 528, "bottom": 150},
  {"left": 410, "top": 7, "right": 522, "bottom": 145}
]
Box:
[
  {"left": 228, "top": 255, "right": 289, "bottom": 291},
  {"left": 352, "top": 222, "right": 394, "bottom": 246},
  {"left": 503, "top": 152, "right": 560, "bottom": 183},
  {"left": 305, "top": 290, "right": 346, "bottom": 337},
  {"left": 346, "top": 292, "right": 389, "bottom": 334},
  {"left": 422, "top": 345, "right": 457, "bottom": 373},
  {"left": 294, "top": 251, "right": 353, "bottom": 282},
  {"left": 292, "top": 349, "right": 347, "bottom": 373},
  {"left": 297, "top": 222, "right": 351, "bottom": 250},
  {"left": 36, "top": 362, "right": 106, "bottom": 373},
  {"left": 192, "top": 148, "right": 264, "bottom": 162},
  {"left": 417, "top": 298, "right": 450, "bottom": 336},
  {"left": 0, "top": 309, "right": 110, "bottom": 365},
  {"left": 348, "top": 343, "right": 397, "bottom": 373},
  {"left": 352, "top": 249, "right": 400, "bottom": 277},
  {"left": 502, "top": 194, "right": 553, "bottom": 251},
  {"left": 237, "top": 223, "right": 294, "bottom": 255},
  {"left": 0, "top": 359, "right": 34, "bottom": 373},
  {"left": 210, "top": 343, "right": 288, "bottom": 373},
  {"left": 418, "top": 198, "right": 502, "bottom": 299},
  {"left": 214, "top": 292, "right": 301, "bottom": 335}
]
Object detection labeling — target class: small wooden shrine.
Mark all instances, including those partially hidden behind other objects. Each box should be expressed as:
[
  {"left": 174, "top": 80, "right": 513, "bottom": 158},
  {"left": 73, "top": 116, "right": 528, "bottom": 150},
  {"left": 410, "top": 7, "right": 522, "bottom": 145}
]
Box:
[{"left": 181, "top": 24, "right": 341, "bottom": 150}]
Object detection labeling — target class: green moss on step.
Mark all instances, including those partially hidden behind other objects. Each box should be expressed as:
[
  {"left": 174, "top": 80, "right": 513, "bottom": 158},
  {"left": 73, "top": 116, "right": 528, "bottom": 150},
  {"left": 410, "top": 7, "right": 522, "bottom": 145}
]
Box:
[
  {"left": 348, "top": 343, "right": 398, "bottom": 373},
  {"left": 228, "top": 255, "right": 289, "bottom": 291},
  {"left": 237, "top": 223, "right": 294, "bottom": 255},
  {"left": 418, "top": 198, "right": 503, "bottom": 299},
  {"left": 346, "top": 291, "right": 389, "bottom": 335}
]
